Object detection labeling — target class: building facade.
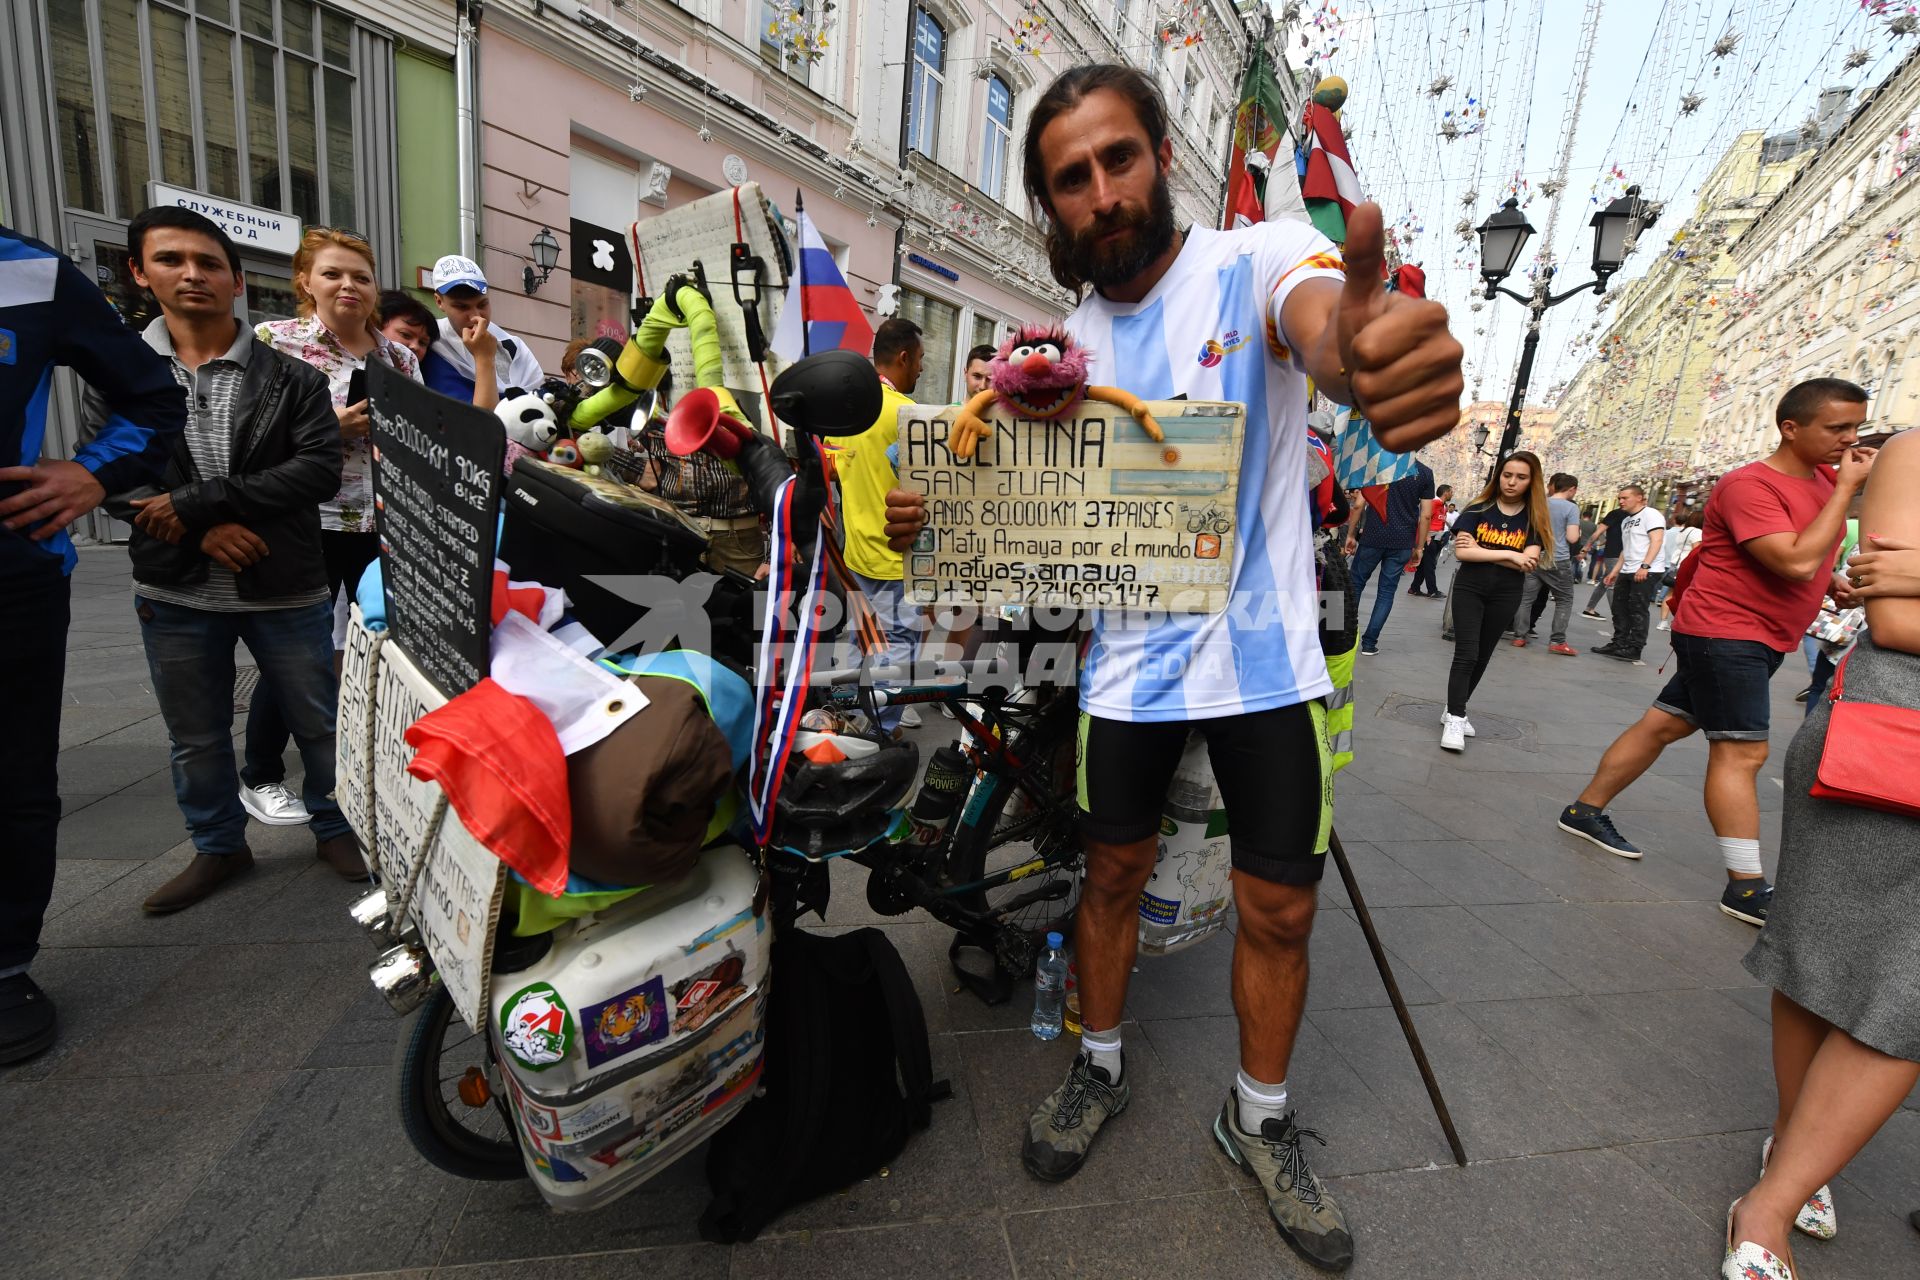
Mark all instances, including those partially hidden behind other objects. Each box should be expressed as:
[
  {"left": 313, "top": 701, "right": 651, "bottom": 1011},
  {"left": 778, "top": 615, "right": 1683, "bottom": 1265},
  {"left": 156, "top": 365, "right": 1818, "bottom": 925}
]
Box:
[
  {"left": 1697, "top": 48, "right": 1920, "bottom": 477},
  {"left": 469, "top": 0, "right": 1262, "bottom": 400},
  {"left": 1, "top": 0, "right": 458, "bottom": 540},
  {"left": 1549, "top": 117, "right": 1824, "bottom": 502},
  {"left": 1421, "top": 401, "right": 1557, "bottom": 498}
]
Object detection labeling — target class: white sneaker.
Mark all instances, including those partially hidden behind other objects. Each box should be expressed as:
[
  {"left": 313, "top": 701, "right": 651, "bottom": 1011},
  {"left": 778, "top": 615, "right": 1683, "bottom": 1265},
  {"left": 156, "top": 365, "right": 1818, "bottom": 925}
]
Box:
[
  {"left": 240, "top": 782, "right": 310, "bottom": 826},
  {"left": 1439, "top": 714, "right": 1466, "bottom": 752},
  {"left": 1459, "top": 717, "right": 1476, "bottom": 738},
  {"left": 899, "top": 706, "right": 923, "bottom": 729},
  {"left": 1656, "top": 619, "right": 1671, "bottom": 631}
]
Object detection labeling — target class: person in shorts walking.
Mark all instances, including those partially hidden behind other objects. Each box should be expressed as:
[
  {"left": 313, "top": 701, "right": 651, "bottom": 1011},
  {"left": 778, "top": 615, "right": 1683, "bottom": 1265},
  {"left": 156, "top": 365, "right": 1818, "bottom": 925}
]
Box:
[{"left": 1558, "top": 379, "right": 1876, "bottom": 926}]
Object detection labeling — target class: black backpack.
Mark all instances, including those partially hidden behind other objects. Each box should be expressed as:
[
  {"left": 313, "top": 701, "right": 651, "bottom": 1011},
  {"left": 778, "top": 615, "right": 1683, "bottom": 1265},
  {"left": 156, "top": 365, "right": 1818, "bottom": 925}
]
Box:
[{"left": 698, "top": 926, "right": 949, "bottom": 1243}]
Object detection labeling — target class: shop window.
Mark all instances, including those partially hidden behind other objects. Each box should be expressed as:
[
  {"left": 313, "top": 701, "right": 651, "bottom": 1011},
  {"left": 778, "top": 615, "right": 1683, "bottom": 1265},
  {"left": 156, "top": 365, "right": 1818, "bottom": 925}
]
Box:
[
  {"left": 151, "top": 7, "right": 198, "bottom": 188},
  {"left": 898, "top": 288, "right": 959, "bottom": 404},
  {"left": 50, "top": 2, "right": 102, "bottom": 214},
  {"left": 907, "top": 9, "right": 945, "bottom": 160},
  {"left": 981, "top": 75, "right": 1012, "bottom": 200}
]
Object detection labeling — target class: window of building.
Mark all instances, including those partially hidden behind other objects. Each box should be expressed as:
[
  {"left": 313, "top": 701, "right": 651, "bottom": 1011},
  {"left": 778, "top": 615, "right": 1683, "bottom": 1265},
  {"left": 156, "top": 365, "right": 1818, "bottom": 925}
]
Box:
[
  {"left": 50, "top": 0, "right": 361, "bottom": 229},
  {"left": 981, "top": 74, "right": 1012, "bottom": 200},
  {"left": 897, "top": 287, "right": 960, "bottom": 403},
  {"left": 1179, "top": 56, "right": 1202, "bottom": 116},
  {"left": 907, "top": 9, "right": 945, "bottom": 160},
  {"left": 1114, "top": 0, "right": 1129, "bottom": 39}
]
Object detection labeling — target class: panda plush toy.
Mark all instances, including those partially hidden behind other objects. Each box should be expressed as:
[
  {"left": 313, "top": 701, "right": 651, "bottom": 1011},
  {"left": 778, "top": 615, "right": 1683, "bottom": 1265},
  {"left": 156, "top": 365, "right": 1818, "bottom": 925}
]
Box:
[{"left": 496, "top": 387, "right": 560, "bottom": 452}]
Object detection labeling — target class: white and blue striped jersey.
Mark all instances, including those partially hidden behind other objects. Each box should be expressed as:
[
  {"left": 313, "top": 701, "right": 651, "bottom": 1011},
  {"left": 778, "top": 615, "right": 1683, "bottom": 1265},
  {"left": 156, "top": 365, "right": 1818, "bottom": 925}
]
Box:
[{"left": 1071, "top": 220, "right": 1345, "bottom": 723}]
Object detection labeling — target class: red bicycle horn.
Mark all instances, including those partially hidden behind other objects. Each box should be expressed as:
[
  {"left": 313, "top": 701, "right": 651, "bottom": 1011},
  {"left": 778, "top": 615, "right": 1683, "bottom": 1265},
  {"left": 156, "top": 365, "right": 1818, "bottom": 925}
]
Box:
[{"left": 664, "top": 387, "right": 750, "bottom": 459}]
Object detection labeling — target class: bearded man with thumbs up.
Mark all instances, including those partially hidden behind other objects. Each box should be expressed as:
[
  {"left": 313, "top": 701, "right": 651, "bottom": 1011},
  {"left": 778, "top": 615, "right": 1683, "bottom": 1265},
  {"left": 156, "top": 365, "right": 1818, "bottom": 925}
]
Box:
[{"left": 885, "top": 66, "right": 1462, "bottom": 1272}]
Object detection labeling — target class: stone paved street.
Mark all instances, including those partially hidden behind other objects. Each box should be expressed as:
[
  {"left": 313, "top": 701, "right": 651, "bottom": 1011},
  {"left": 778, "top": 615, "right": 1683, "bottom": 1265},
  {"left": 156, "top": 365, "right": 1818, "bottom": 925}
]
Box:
[{"left": 6, "top": 548, "right": 1917, "bottom": 1279}]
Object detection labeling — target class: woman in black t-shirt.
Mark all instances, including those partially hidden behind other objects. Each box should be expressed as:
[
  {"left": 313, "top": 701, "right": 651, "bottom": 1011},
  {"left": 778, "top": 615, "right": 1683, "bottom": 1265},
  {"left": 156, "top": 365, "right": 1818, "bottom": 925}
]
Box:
[{"left": 1440, "top": 451, "right": 1550, "bottom": 751}]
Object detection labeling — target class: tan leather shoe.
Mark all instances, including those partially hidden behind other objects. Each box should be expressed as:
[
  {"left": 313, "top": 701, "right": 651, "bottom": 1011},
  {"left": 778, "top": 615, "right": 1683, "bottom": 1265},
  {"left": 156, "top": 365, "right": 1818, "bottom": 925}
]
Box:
[
  {"left": 315, "top": 834, "right": 373, "bottom": 881},
  {"left": 143, "top": 850, "right": 255, "bottom": 914}
]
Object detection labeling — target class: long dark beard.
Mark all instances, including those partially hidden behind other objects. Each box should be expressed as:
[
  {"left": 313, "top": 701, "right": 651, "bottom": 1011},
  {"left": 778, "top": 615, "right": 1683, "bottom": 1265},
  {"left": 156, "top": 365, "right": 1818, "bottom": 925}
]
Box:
[{"left": 1045, "top": 167, "right": 1178, "bottom": 293}]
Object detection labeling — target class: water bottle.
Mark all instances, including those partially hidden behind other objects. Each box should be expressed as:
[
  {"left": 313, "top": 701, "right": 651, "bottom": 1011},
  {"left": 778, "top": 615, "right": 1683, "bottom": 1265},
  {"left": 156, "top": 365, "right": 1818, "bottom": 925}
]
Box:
[{"left": 1031, "top": 931, "right": 1068, "bottom": 1040}]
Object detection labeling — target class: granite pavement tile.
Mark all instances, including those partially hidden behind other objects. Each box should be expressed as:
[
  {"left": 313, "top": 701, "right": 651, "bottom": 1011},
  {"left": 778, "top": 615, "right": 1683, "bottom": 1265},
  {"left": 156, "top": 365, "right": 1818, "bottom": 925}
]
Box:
[
  {"left": 1301, "top": 906, "right": 1441, "bottom": 1013},
  {"left": 1313, "top": 1000, "right": 1603, "bottom": 1163},
  {"left": 1580, "top": 901, "right": 1763, "bottom": 988},
  {"left": 1003, "top": 1189, "right": 1307, "bottom": 1280},
  {"left": 54, "top": 786, "right": 195, "bottom": 859},
  {"left": 1471, "top": 836, "right": 1664, "bottom": 904},
  {"left": 1587, "top": 988, "right": 1778, "bottom": 1106},
  {"left": 1469, "top": 902, "right": 1698, "bottom": 995},
  {"left": 53, "top": 940, "right": 368, "bottom": 1080},
  {"left": 432, "top": 1246, "right": 727, "bottom": 1279},
  {"left": 53, "top": 739, "right": 175, "bottom": 795},
  {"left": 732, "top": 1215, "right": 1012, "bottom": 1280},
  {"left": 1326, "top": 793, "right": 1455, "bottom": 843},
  {"left": 956, "top": 1023, "right": 1236, "bottom": 1212},
  {"left": 1316, "top": 839, "right": 1452, "bottom": 911},
  {"left": 1118, "top": 926, "right": 1239, "bottom": 1020},
  {"left": 1372, "top": 839, "right": 1560, "bottom": 906},
  {"left": 0, "top": 1071, "right": 281, "bottom": 1280},
  {"left": 123, "top": 1067, "right": 472, "bottom": 1280},
  {"left": 40, "top": 855, "right": 142, "bottom": 921},
  {"left": 1319, "top": 1146, "right": 1710, "bottom": 1279},
  {"left": 1459, "top": 995, "right": 1760, "bottom": 1144},
  {"left": 0, "top": 943, "right": 199, "bottom": 1085},
  {"left": 1359, "top": 906, "right": 1576, "bottom": 1003}
]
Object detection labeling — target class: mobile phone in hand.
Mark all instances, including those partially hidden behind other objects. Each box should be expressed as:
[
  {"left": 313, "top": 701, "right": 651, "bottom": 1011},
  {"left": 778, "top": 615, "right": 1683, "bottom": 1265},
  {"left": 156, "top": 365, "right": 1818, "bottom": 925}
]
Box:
[{"left": 347, "top": 367, "right": 367, "bottom": 406}]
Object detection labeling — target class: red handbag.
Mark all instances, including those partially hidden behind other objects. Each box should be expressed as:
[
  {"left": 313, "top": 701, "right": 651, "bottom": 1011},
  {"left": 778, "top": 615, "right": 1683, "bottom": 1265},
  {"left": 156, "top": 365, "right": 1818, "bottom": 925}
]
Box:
[{"left": 1808, "top": 649, "right": 1920, "bottom": 818}]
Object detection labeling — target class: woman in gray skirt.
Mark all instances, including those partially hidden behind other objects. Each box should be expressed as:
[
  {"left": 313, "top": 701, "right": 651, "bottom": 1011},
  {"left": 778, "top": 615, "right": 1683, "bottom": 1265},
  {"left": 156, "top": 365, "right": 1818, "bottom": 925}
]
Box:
[{"left": 1723, "top": 428, "right": 1920, "bottom": 1280}]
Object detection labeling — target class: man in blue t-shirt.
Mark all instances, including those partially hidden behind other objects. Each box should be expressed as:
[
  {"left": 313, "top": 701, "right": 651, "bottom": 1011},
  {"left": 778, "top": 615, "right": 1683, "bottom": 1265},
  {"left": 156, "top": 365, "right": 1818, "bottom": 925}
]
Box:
[{"left": 1342, "top": 458, "right": 1435, "bottom": 655}]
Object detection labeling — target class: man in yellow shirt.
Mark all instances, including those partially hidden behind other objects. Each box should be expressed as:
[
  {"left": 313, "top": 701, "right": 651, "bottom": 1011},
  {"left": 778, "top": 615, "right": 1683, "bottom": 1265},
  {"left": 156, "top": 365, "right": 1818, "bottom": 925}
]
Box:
[{"left": 838, "top": 317, "right": 925, "bottom": 734}]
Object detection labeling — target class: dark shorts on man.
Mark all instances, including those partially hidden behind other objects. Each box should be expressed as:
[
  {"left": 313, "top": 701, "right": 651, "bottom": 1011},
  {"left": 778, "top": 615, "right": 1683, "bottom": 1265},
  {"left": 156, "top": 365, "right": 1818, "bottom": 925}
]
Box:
[
  {"left": 1075, "top": 700, "right": 1332, "bottom": 886},
  {"left": 1651, "top": 631, "right": 1785, "bottom": 741}
]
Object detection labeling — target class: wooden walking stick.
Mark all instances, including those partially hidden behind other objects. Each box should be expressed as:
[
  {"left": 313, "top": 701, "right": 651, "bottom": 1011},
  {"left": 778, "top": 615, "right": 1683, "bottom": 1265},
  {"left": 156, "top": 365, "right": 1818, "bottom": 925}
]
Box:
[{"left": 1327, "top": 827, "right": 1468, "bottom": 1167}]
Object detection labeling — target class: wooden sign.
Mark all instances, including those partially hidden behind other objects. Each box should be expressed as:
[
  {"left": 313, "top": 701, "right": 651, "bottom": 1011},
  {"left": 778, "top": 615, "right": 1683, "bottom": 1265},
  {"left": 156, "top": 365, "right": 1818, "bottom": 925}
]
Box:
[
  {"left": 630, "top": 182, "right": 789, "bottom": 413},
  {"left": 899, "top": 401, "right": 1246, "bottom": 612},
  {"left": 368, "top": 362, "right": 504, "bottom": 697}
]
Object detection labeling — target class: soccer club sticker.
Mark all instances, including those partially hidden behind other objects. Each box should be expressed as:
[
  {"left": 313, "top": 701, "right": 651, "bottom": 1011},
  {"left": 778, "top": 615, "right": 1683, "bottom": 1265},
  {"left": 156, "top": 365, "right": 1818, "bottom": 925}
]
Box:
[
  {"left": 582, "top": 975, "right": 670, "bottom": 1069},
  {"left": 500, "top": 982, "right": 575, "bottom": 1070}
]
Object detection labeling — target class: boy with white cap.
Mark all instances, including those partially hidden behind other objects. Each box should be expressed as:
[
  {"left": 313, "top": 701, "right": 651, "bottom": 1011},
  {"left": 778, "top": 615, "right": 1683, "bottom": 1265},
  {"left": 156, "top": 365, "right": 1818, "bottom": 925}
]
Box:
[{"left": 421, "top": 254, "right": 545, "bottom": 408}]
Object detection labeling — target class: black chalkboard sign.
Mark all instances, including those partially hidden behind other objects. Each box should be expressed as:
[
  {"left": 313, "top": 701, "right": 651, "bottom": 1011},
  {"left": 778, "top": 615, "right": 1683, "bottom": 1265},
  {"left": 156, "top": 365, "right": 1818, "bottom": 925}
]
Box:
[{"left": 367, "top": 362, "right": 505, "bottom": 696}]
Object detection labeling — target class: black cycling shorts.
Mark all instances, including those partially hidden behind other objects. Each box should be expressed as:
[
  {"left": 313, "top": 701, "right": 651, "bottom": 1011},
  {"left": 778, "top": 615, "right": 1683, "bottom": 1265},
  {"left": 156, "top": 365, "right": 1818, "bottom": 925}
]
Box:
[{"left": 1074, "top": 700, "right": 1333, "bottom": 886}]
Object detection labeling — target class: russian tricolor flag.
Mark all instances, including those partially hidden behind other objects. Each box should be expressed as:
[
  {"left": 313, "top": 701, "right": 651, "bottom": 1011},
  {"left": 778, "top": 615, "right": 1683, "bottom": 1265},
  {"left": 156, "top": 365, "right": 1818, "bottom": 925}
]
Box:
[{"left": 770, "top": 205, "right": 874, "bottom": 361}]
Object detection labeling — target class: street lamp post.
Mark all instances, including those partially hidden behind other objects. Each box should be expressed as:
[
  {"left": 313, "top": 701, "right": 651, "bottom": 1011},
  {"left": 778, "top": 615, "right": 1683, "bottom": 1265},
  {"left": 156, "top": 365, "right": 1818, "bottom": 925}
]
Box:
[{"left": 1476, "top": 186, "right": 1653, "bottom": 488}]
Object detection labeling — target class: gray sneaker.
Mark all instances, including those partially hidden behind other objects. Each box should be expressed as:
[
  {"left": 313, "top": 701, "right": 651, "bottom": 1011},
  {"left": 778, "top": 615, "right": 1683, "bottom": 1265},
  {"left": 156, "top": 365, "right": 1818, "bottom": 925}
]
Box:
[
  {"left": 1214, "top": 1096, "right": 1354, "bottom": 1272},
  {"left": 1022, "top": 1052, "right": 1129, "bottom": 1182}
]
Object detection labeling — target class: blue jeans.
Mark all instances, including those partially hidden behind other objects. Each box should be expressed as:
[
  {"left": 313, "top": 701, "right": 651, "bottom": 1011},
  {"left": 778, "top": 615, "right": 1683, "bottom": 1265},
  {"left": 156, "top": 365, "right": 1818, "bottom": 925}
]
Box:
[
  {"left": 1349, "top": 543, "right": 1413, "bottom": 648},
  {"left": 848, "top": 572, "right": 920, "bottom": 733},
  {"left": 135, "top": 596, "right": 349, "bottom": 855}
]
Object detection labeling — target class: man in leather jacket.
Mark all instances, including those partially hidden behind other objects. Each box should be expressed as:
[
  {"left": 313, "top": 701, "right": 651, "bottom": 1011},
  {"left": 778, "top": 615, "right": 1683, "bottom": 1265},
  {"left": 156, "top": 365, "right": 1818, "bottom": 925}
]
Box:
[{"left": 97, "top": 207, "right": 367, "bottom": 913}]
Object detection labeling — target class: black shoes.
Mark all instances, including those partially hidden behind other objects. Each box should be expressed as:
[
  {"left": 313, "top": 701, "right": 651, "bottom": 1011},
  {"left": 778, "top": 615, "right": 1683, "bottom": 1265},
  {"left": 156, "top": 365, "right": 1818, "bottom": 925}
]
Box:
[
  {"left": 0, "top": 972, "right": 57, "bottom": 1065},
  {"left": 1720, "top": 878, "right": 1774, "bottom": 927}
]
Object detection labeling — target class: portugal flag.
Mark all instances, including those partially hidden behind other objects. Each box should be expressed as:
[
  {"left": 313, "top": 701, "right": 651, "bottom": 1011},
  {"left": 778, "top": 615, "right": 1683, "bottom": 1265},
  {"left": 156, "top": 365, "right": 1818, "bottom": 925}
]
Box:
[
  {"left": 1299, "top": 102, "right": 1362, "bottom": 245},
  {"left": 1221, "top": 49, "right": 1308, "bottom": 230}
]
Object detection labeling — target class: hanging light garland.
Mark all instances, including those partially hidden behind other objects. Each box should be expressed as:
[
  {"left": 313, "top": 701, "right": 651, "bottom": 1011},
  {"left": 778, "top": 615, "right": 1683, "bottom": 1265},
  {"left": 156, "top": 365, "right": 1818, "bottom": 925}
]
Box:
[
  {"left": 1010, "top": 1, "right": 1052, "bottom": 56},
  {"left": 763, "top": 0, "right": 835, "bottom": 66}
]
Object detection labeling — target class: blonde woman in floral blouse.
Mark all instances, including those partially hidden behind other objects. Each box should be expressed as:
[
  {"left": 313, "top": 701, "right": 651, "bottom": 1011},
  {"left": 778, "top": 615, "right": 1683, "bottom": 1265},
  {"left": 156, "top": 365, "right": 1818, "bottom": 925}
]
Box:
[{"left": 241, "top": 227, "right": 419, "bottom": 825}]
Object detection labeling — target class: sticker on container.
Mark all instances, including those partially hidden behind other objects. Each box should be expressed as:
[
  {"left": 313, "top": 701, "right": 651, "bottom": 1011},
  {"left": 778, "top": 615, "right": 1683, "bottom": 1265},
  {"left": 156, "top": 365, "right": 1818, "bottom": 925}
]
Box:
[
  {"left": 671, "top": 949, "right": 749, "bottom": 1034},
  {"left": 582, "top": 975, "right": 669, "bottom": 1068},
  {"left": 500, "top": 982, "right": 574, "bottom": 1070}
]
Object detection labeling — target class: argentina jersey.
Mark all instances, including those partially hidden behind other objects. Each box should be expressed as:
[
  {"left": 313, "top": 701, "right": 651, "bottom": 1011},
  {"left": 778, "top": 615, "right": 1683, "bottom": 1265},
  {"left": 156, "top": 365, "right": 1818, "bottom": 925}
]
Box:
[{"left": 1070, "top": 221, "right": 1345, "bottom": 722}]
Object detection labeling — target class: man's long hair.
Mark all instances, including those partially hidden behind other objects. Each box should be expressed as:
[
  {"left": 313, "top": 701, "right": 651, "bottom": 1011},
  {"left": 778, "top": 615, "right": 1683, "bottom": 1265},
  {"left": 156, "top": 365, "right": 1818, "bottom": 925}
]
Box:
[{"left": 1022, "top": 64, "right": 1175, "bottom": 292}]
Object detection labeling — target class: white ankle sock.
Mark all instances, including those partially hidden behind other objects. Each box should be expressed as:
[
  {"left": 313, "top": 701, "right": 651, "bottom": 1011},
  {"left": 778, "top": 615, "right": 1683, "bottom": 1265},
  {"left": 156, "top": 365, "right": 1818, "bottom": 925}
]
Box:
[
  {"left": 1080, "top": 1026, "right": 1123, "bottom": 1081},
  {"left": 1235, "top": 1070, "right": 1289, "bottom": 1132},
  {"left": 1718, "top": 837, "right": 1763, "bottom": 877}
]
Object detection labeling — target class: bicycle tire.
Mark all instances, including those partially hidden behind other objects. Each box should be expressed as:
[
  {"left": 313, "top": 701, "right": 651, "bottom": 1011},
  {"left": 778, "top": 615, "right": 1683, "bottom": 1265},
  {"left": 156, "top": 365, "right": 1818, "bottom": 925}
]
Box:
[
  {"left": 942, "top": 691, "right": 1083, "bottom": 955},
  {"left": 394, "top": 985, "right": 527, "bottom": 1181}
]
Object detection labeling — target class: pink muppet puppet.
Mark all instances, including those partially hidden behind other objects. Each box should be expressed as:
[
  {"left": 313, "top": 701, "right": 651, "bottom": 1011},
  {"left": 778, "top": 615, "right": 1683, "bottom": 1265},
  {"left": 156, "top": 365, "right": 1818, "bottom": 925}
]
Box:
[{"left": 947, "top": 324, "right": 1164, "bottom": 459}]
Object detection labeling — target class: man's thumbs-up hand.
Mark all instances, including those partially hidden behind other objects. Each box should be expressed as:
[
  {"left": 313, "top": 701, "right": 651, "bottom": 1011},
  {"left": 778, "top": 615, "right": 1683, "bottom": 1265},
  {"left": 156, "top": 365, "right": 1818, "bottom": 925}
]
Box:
[{"left": 1333, "top": 202, "right": 1464, "bottom": 454}]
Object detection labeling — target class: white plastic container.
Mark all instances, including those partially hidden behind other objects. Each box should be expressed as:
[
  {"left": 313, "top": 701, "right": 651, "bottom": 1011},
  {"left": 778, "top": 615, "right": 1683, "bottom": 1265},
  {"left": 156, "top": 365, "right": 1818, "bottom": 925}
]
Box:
[
  {"left": 1138, "top": 732, "right": 1232, "bottom": 955},
  {"left": 491, "top": 845, "right": 771, "bottom": 1211}
]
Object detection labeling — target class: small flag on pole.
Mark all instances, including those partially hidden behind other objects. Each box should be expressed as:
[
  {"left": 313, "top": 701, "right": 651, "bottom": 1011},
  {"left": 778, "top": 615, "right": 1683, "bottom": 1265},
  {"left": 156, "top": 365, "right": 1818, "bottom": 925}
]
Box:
[
  {"left": 770, "top": 204, "right": 874, "bottom": 361},
  {"left": 1222, "top": 47, "right": 1309, "bottom": 230}
]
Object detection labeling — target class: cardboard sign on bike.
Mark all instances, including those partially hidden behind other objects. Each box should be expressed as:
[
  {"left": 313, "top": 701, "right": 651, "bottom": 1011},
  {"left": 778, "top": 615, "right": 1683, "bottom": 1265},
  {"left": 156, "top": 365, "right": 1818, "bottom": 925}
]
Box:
[
  {"left": 367, "top": 635, "right": 507, "bottom": 1034},
  {"left": 897, "top": 400, "right": 1246, "bottom": 612}
]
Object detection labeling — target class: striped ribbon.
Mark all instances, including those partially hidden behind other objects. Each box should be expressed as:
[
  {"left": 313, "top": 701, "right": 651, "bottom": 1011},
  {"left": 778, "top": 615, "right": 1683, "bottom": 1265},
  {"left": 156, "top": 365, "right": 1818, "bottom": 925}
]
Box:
[{"left": 745, "top": 474, "right": 829, "bottom": 845}]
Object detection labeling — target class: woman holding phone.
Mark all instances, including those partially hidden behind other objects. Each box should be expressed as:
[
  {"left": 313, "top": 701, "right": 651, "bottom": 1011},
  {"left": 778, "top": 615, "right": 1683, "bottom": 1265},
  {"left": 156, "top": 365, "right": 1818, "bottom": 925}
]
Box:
[
  {"left": 1439, "top": 451, "right": 1549, "bottom": 752},
  {"left": 243, "top": 227, "right": 420, "bottom": 825}
]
